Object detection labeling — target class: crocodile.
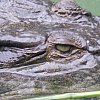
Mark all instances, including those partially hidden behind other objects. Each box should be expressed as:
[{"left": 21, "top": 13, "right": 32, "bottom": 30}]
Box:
[{"left": 0, "top": 0, "right": 100, "bottom": 100}]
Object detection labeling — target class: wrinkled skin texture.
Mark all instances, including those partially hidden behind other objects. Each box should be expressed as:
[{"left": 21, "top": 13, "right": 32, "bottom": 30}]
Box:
[{"left": 0, "top": 0, "right": 100, "bottom": 100}]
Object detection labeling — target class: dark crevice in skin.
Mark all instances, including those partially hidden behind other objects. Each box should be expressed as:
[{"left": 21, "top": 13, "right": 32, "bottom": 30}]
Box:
[
  {"left": 44, "top": 34, "right": 49, "bottom": 44},
  {"left": 8, "top": 51, "right": 47, "bottom": 68},
  {"left": 0, "top": 42, "right": 47, "bottom": 68},
  {"left": 90, "top": 51, "right": 100, "bottom": 55},
  {"left": 34, "top": 70, "right": 45, "bottom": 73},
  {"left": 0, "top": 41, "right": 40, "bottom": 48},
  {"left": 79, "top": 60, "right": 87, "bottom": 65},
  {"left": 58, "top": 11, "right": 66, "bottom": 15},
  {"left": 87, "top": 49, "right": 100, "bottom": 54}
]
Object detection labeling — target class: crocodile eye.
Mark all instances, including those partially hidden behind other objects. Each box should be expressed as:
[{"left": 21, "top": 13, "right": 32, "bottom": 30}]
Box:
[{"left": 55, "top": 44, "right": 71, "bottom": 52}]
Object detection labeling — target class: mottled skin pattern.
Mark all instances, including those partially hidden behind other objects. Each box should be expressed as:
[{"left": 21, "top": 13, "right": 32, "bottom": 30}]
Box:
[
  {"left": 0, "top": 0, "right": 100, "bottom": 100},
  {"left": 52, "top": 0, "right": 89, "bottom": 17}
]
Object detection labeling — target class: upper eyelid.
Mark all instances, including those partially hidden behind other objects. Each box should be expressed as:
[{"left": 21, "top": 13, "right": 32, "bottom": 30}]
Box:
[{"left": 48, "top": 31, "right": 86, "bottom": 48}]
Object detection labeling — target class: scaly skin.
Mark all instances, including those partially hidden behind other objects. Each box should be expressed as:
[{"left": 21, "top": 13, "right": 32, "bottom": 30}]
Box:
[{"left": 0, "top": 0, "right": 100, "bottom": 100}]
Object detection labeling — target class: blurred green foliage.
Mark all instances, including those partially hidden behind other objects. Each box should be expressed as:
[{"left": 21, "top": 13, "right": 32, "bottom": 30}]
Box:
[
  {"left": 50, "top": 0, "right": 59, "bottom": 3},
  {"left": 75, "top": 0, "right": 100, "bottom": 16}
]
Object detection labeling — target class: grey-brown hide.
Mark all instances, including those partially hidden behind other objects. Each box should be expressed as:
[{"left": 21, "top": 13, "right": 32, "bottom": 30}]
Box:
[{"left": 0, "top": 0, "right": 100, "bottom": 100}]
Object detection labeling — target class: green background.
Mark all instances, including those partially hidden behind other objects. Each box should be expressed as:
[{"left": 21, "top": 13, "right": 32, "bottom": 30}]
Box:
[{"left": 75, "top": 0, "right": 100, "bottom": 16}]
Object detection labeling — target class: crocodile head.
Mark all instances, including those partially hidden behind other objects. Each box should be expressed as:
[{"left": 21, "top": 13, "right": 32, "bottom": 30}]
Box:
[
  {"left": 0, "top": 0, "right": 100, "bottom": 99},
  {"left": 0, "top": 22, "right": 99, "bottom": 99},
  {"left": 0, "top": 22, "right": 99, "bottom": 68}
]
